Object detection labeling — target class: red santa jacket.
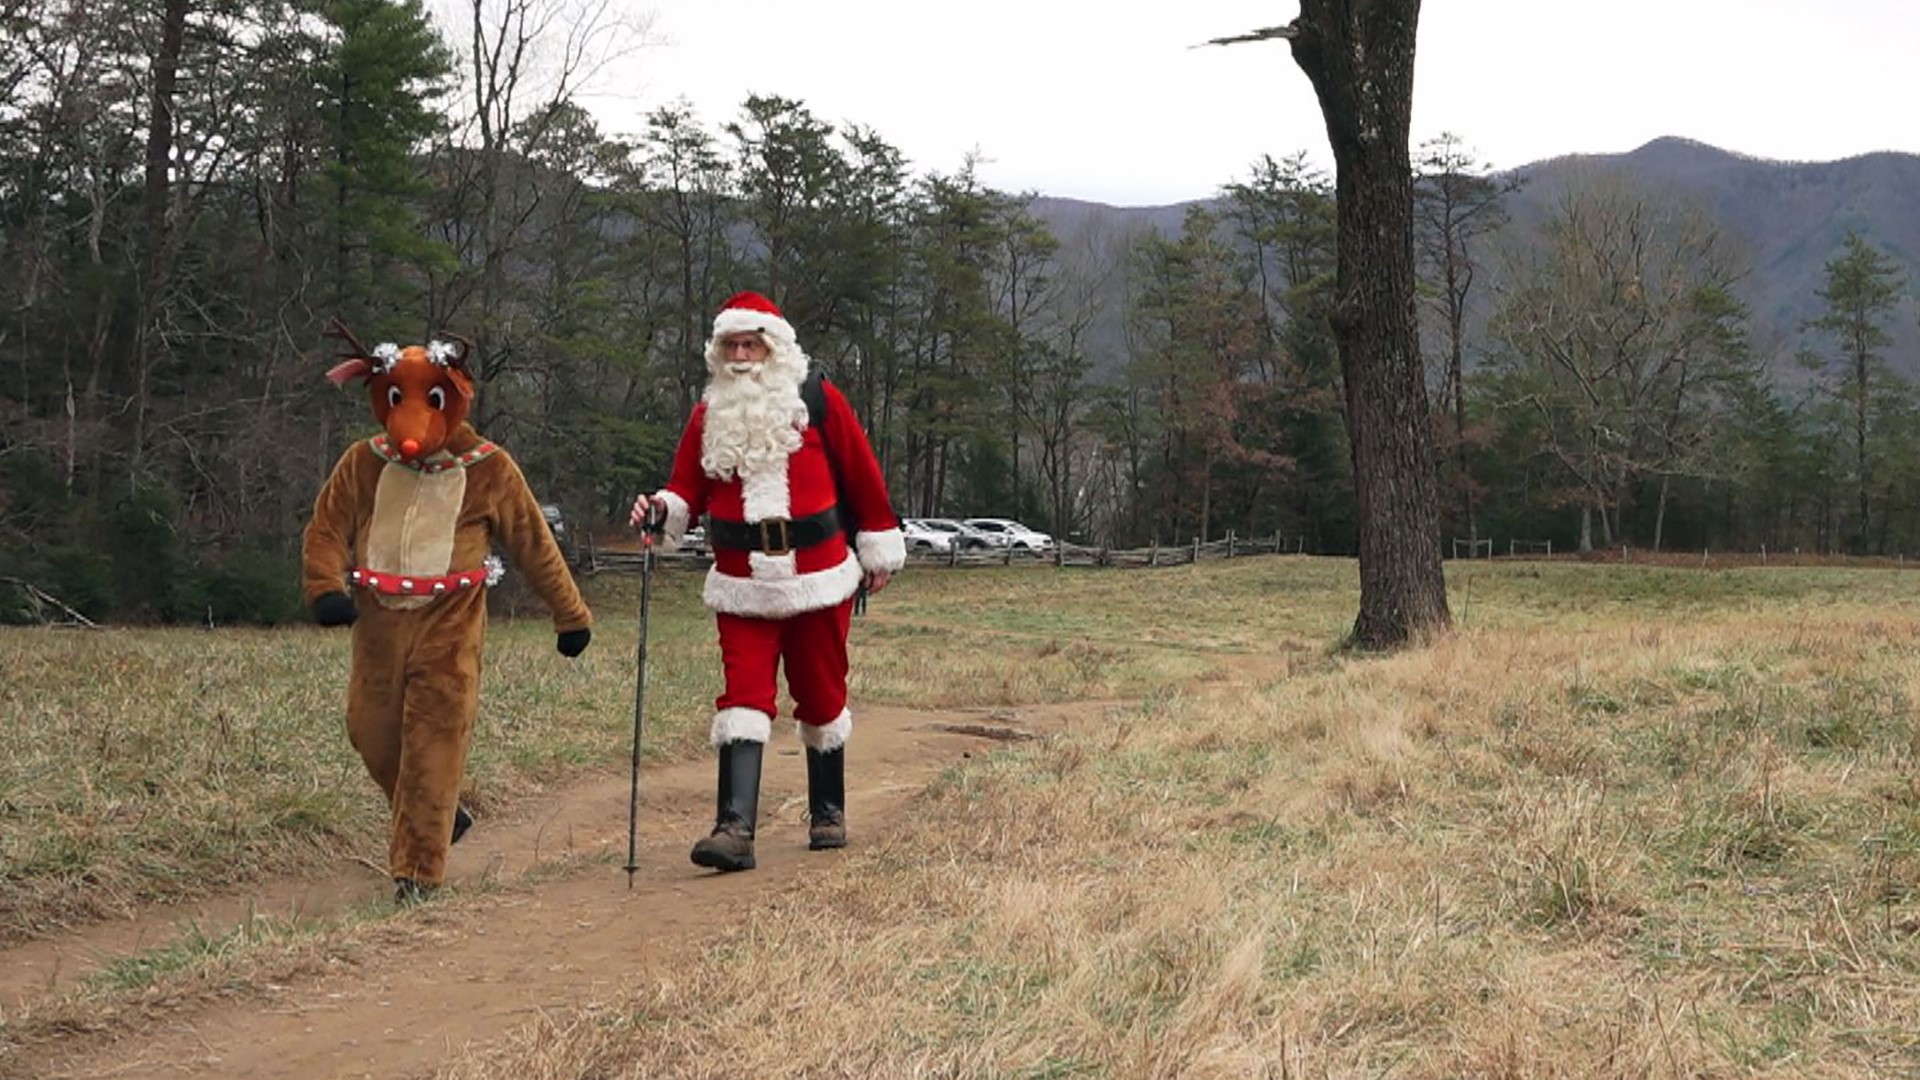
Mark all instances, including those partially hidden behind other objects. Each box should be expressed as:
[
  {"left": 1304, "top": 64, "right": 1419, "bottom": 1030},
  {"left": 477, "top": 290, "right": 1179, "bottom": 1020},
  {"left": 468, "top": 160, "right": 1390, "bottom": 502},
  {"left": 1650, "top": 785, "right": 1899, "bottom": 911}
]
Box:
[{"left": 655, "top": 378, "right": 905, "bottom": 618}]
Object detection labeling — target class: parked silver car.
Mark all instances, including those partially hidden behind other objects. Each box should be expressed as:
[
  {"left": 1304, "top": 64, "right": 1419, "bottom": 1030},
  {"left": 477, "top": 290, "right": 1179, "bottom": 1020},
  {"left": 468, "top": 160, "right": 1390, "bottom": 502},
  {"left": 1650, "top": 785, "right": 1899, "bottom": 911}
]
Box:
[
  {"left": 901, "top": 518, "right": 954, "bottom": 553},
  {"left": 912, "top": 517, "right": 995, "bottom": 551}
]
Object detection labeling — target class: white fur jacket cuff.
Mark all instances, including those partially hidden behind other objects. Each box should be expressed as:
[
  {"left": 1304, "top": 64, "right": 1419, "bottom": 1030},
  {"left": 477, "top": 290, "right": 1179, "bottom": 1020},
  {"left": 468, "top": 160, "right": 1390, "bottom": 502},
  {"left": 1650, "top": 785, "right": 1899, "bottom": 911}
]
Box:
[
  {"left": 856, "top": 528, "right": 906, "bottom": 574},
  {"left": 654, "top": 490, "right": 691, "bottom": 550}
]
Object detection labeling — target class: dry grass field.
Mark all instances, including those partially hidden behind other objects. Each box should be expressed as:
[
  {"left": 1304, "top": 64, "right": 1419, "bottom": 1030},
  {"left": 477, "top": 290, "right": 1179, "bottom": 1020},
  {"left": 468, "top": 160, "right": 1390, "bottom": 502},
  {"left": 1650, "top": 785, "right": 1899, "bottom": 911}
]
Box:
[{"left": 5, "top": 558, "right": 1920, "bottom": 1077}]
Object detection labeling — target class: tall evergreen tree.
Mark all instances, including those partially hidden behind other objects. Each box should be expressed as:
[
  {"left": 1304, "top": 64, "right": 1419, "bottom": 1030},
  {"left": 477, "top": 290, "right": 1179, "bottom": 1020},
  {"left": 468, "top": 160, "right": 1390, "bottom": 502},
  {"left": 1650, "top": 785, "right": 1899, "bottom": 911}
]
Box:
[
  {"left": 1223, "top": 153, "right": 1350, "bottom": 552},
  {"left": 635, "top": 102, "right": 735, "bottom": 419},
  {"left": 315, "top": 0, "right": 452, "bottom": 328},
  {"left": 899, "top": 162, "right": 1008, "bottom": 514},
  {"left": 1810, "top": 231, "right": 1905, "bottom": 552},
  {"left": 832, "top": 125, "right": 913, "bottom": 463},
  {"left": 726, "top": 95, "right": 849, "bottom": 330}
]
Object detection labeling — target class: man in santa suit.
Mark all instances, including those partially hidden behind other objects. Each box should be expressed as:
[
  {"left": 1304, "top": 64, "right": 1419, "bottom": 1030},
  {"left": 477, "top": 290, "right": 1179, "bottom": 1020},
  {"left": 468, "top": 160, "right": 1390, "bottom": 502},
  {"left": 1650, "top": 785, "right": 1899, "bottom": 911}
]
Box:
[{"left": 630, "top": 291, "right": 905, "bottom": 872}]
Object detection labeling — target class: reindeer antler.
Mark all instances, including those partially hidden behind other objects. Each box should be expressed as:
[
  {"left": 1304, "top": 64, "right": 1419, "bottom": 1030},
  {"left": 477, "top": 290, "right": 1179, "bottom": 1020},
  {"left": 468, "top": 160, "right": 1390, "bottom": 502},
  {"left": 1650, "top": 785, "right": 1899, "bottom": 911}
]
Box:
[
  {"left": 322, "top": 317, "right": 381, "bottom": 387},
  {"left": 439, "top": 332, "right": 476, "bottom": 370},
  {"left": 324, "top": 316, "right": 373, "bottom": 359}
]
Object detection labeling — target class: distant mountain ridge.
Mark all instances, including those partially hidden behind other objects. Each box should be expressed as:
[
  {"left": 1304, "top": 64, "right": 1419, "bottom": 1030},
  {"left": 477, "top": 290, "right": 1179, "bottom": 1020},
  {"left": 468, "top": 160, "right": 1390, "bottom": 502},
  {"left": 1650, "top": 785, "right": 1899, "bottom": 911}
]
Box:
[
  {"left": 1025, "top": 137, "right": 1920, "bottom": 375},
  {"left": 1506, "top": 137, "right": 1920, "bottom": 366}
]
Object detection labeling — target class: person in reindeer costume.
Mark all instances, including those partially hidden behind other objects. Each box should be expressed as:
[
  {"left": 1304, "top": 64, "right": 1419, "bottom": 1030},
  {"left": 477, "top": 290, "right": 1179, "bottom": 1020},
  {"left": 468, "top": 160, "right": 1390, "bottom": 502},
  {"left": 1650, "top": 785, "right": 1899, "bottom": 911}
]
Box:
[
  {"left": 630, "top": 291, "right": 905, "bottom": 872},
  {"left": 302, "top": 320, "right": 594, "bottom": 903}
]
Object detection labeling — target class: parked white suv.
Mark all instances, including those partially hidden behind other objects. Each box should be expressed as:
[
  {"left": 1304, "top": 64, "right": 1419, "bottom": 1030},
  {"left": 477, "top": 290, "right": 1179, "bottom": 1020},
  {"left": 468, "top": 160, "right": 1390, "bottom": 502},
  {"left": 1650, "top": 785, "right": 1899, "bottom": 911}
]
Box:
[{"left": 962, "top": 518, "right": 1054, "bottom": 551}]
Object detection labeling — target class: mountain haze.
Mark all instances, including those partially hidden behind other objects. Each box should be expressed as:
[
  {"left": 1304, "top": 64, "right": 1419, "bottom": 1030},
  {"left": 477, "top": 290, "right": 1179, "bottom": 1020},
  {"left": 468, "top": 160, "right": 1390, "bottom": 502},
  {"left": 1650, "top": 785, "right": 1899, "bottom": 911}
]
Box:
[
  {"left": 1506, "top": 137, "right": 1920, "bottom": 366},
  {"left": 1025, "top": 138, "right": 1920, "bottom": 375}
]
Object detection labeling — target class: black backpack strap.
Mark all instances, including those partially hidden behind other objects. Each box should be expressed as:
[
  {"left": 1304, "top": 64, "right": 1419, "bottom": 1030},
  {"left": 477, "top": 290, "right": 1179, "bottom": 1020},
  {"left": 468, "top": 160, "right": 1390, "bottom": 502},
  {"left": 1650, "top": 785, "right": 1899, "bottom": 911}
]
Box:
[
  {"left": 803, "top": 370, "right": 868, "bottom": 615},
  {"left": 801, "top": 369, "right": 829, "bottom": 448}
]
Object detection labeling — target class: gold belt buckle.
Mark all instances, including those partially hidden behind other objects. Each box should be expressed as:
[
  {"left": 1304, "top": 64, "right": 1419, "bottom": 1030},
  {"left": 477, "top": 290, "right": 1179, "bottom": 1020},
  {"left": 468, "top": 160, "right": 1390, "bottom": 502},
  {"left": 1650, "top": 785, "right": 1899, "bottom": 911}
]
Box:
[{"left": 759, "top": 518, "right": 791, "bottom": 556}]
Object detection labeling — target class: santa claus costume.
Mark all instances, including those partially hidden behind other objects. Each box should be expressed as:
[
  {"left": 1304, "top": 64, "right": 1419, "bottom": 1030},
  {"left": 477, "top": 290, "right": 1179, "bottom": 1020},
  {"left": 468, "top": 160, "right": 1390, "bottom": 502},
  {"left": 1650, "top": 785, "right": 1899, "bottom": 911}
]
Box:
[{"left": 646, "top": 291, "right": 904, "bottom": 871}]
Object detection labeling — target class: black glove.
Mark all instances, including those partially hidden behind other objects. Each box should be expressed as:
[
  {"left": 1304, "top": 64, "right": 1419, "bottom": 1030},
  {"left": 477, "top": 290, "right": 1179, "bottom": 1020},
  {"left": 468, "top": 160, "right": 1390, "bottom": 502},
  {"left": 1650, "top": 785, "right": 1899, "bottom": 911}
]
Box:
[
  {"left": 556, "top": 627, "right": 591, "bottom": 657},
  {"left": 312, "top": 591, "right": 357, "bottom": 627}
]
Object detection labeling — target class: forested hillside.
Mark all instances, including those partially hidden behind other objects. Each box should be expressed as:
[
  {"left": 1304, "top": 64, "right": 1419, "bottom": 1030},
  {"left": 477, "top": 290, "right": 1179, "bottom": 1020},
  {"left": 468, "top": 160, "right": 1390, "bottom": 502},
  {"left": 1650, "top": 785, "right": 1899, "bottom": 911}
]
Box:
[
  {"left": 4, "top": 2, "right": 1917, "bottom": 623},
  {"left": 1504, "top": 137, "right": 1920, "bottom": 366}
]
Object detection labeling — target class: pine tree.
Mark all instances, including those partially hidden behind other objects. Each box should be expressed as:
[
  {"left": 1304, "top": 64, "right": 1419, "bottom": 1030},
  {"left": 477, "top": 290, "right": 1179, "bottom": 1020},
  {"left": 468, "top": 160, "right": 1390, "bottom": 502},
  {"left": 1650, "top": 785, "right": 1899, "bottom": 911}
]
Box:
[
  {"left": 1811, "top": 231, "right": 1905, "bottom": 552},
  {"left": 314, "top": 0, "right": 453, "bottom": 327}
]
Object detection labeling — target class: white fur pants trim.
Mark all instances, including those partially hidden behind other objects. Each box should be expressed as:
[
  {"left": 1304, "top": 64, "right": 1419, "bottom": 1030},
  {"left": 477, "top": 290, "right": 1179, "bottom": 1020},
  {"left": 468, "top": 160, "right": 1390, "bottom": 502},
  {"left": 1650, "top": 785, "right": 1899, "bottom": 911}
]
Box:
[
  {"left": 711, "top": 707, "right": 772, "bottom": 747},
  {"left": 796, "top": 708, "right": 853, "bottom": 752}
]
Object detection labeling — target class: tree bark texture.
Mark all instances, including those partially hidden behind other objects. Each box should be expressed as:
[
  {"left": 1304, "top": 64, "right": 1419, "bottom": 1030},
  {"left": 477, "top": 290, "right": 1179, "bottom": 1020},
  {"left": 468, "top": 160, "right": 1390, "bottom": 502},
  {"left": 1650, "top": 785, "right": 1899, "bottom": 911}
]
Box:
[
  {"left": 1289, "top": 0, "right": 1451, "bottom": 647},
  {"left": 134, "top": 0, "right": 191, "bottom": 472}
]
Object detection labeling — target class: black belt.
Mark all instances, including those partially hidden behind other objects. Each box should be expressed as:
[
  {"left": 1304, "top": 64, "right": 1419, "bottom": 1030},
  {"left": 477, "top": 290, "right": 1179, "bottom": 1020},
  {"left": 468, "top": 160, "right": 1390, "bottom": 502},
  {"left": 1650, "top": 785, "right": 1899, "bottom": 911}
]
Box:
[{"left": 707, "top": 508, "right": 841, "bottom": 556}]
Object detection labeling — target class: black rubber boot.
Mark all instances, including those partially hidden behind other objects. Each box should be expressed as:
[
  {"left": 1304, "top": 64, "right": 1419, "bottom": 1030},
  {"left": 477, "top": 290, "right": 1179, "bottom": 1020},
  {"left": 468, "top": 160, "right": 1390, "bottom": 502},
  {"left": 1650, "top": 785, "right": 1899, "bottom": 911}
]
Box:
[
  {"left": 451, "top": 804, "right": 474, "bottom": 845},
  {"left": 690, "top": 740, "right": 762, "bottom": 872},
  {"left": 806, "top": 747, "right": 847, "bottom": 851}
]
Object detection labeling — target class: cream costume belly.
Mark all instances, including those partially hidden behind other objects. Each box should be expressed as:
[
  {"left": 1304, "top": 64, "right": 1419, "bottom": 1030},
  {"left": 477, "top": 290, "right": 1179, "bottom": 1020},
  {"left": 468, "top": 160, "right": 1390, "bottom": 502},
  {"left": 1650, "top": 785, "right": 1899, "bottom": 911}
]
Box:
[{"left": 363, "top": 456, "right": 466, "bottom": 611}]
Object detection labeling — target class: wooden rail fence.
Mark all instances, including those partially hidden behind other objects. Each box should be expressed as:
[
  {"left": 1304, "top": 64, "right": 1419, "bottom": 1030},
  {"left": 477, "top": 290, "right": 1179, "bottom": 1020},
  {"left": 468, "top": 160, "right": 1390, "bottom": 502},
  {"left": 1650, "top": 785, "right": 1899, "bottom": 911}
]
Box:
[{"left": 582, "top": 531, "right": 1309, "bottom": 575}]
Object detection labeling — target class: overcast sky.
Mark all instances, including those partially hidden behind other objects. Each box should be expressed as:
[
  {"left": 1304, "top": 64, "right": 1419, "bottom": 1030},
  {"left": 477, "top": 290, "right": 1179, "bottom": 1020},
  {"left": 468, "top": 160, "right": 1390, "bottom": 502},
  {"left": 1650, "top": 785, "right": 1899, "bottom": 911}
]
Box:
[{"left": 561, "top": 0, "right": 1920, "bottom": 207}]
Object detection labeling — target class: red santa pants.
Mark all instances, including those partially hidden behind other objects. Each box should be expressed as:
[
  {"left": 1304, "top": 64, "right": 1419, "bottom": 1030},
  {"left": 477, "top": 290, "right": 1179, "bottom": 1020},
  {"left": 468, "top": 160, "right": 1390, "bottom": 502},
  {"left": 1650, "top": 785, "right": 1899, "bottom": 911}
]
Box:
[{"left": 715, "top": 599, "right": 855, "bottom": 729}]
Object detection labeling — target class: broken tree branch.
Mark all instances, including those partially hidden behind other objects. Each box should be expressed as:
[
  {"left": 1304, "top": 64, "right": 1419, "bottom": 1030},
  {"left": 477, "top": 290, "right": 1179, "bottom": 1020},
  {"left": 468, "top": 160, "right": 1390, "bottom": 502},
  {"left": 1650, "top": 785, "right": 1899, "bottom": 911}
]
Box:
[
  {"left": 0, "top": 576, "right": 101, "bottom": 628},
  {"left": 1194, "top": 22, "right": 1299, "bottom": 48}
]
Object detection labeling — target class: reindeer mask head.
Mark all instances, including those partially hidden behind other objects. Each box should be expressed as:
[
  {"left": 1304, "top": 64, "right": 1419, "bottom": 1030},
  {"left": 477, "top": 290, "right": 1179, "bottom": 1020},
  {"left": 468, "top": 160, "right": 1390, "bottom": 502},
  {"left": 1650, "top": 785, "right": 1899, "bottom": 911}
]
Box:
[{"left": 323, "top": 318, "right": 475, "bottom": 460}]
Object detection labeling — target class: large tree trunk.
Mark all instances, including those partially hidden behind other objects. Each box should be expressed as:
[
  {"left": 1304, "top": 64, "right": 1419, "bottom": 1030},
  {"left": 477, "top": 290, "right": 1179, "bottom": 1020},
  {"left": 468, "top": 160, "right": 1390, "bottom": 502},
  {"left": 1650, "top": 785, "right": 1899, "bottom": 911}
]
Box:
[
  {"left": 133, "top": 0, "right": 191, "bottom": 474},
  {"left": 1288, "top": 0, "right": 1450, "bottom": 648}
]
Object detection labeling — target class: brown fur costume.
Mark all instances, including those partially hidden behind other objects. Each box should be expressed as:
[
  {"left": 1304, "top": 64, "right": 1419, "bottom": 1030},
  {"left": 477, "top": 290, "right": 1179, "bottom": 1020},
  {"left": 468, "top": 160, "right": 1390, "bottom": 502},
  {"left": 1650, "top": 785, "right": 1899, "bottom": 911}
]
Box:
[{"left": 301, "top": 327, "right": 591, "bottom": 895}]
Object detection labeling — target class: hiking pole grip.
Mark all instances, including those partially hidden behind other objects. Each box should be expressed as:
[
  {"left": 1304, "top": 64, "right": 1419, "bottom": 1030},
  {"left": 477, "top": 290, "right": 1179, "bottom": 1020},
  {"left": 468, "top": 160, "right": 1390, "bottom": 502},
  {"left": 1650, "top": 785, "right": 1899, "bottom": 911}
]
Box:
[{"left": 624, "top": 501, "right": 666, "bottom": 888}]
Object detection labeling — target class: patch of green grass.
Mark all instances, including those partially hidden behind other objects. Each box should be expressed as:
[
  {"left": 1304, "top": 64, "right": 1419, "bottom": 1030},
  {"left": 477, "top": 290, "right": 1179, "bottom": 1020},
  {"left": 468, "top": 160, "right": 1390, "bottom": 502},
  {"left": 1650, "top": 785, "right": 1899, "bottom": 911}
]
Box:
[{"left": 87, "top": 911, "right": 320, "bottom": 993}]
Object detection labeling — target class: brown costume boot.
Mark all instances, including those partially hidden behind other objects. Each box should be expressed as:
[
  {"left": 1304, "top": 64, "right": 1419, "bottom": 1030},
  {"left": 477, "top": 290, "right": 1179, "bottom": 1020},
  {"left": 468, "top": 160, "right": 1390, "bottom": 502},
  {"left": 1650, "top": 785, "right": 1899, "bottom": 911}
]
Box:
[
  {"left": 691, "top": 740, "right": 761, "bottom": 872},
  {"left": 806, "top": 746, "right": 847, "bottom": 850}
]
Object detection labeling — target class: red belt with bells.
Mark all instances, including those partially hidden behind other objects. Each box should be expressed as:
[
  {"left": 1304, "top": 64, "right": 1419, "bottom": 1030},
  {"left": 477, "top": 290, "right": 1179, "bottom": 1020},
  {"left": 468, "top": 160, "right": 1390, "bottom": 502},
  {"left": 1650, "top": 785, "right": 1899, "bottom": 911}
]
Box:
[{"left": 348, "top": 566, "right": 489, "bottom": 597}]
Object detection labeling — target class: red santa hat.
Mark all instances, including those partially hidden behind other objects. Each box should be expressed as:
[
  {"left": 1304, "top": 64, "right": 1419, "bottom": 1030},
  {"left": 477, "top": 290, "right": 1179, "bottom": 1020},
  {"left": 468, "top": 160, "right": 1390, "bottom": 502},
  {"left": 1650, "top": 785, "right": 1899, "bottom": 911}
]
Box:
[{"left": 710, "top": 291, "right": 798, "bottom": 349}]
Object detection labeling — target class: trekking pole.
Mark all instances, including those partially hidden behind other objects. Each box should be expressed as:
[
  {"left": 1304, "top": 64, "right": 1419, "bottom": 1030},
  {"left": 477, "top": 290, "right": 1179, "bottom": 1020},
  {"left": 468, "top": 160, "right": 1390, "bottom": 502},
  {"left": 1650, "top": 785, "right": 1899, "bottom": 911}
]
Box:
[{"left": 625, "top": 503, "right": 665, "bottom": 888}]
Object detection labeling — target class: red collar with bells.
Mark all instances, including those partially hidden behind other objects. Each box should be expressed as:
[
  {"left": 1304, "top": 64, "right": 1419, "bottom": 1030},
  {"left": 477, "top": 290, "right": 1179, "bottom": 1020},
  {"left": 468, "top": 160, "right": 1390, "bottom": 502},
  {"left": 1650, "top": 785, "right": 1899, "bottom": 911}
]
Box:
[{"left": 348, "top": 565, "right": 492, "bottom": 596}]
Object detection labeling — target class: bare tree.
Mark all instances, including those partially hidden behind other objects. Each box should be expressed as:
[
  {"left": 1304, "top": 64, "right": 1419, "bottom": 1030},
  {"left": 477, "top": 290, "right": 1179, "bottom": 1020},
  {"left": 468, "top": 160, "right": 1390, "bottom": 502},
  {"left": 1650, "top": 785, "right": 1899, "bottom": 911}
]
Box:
[
  {"left": 990, "top": 198, "right": 1062, "bottom": 523},
  {"left": 1414, "top": 132, "right": 1515, "bottom": 542},
  {"left": 1034, "top": 219, "right": 1122, "bottom": 539},
  {"left": 131, "top": 0, "right": 190, "bottom": 474},
  {"left": 1489, "top": 177, "right": 1755, "bottom": 550},
  {"left": 439, "top": 0, "right": 649, "bottom": 421}
]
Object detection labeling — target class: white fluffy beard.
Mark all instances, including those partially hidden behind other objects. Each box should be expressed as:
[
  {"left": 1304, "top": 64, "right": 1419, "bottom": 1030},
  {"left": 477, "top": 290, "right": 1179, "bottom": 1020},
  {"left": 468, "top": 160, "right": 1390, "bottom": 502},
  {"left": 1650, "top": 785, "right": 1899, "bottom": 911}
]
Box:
[{"left": 699, "top": 344, "right": 809, "bottom": 484}]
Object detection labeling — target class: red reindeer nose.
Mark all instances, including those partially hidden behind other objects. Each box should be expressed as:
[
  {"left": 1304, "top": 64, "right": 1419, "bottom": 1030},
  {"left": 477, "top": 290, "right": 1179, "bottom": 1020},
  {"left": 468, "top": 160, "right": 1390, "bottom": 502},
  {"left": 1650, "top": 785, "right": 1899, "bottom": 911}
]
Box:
[{"left": 399, "top": 438, "right": 422, "bottom": 459}]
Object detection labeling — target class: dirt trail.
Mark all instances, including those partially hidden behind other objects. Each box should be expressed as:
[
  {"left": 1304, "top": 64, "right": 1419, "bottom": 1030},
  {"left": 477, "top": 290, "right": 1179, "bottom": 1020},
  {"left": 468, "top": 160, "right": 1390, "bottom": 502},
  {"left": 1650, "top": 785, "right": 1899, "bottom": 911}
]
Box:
[{"left": 2, "top": 701, "right": 1107, "bottom": 1080}]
